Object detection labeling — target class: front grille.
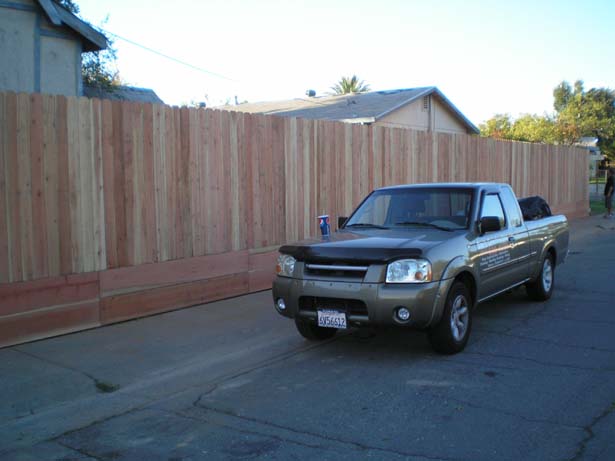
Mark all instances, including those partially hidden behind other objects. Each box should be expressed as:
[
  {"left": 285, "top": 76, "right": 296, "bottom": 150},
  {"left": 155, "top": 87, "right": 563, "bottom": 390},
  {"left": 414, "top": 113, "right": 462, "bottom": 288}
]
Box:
[
  {"left": 304, "top": 263, "right": 368, "bottom": 279},
  {"left": 298, "top": 296, "right": 368, "bottom": 317}
]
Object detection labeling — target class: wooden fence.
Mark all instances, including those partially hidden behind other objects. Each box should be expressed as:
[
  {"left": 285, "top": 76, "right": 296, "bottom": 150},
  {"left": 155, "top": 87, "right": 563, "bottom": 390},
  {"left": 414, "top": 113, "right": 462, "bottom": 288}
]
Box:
[{"left": 0, "top": 92, "right": 588, "bottom": 347}]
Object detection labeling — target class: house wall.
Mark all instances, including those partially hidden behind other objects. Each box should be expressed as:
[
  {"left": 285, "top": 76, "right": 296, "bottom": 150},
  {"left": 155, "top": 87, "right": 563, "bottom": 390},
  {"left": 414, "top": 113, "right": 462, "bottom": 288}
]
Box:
[
  {"left": 40, "top": 35, "right": 80, "bottom": 96},
  {"left": 376, "top": 95, "right": 470, "bottom": 134},
  {"left": 377, "top": 99, "right": 429, "bottom": 130},
  {"left": 0, "top": 7, "right": 36, "bottom": 93},
  {"left": 0, "top": 0, "right": 81, "bottom": 96},
  {"left": 432, "top": 97, "right": 468, "bottom": 134}
]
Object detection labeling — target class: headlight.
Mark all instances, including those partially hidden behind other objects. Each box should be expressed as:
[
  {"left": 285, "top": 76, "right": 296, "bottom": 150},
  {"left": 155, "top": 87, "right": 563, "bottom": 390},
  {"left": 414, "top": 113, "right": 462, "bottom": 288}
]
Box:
[
  {"left": 276, "top": 254, "right": 296, "bottom": 277},
  {"left": 386, "top": 259, "right": 432, "bottom": 283}
]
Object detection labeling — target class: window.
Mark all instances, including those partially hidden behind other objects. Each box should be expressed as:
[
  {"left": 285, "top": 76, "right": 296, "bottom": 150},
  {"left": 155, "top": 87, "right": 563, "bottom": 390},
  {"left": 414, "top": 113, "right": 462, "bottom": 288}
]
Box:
[
  {"left": 480, "top": 194, "right": 506, "bottom": 228},
  {"left": 345, "top": 188, "right": 473, "bottom": 230},
  {"left": 499, "top": 187, "right": 523, "bottom": 227}
]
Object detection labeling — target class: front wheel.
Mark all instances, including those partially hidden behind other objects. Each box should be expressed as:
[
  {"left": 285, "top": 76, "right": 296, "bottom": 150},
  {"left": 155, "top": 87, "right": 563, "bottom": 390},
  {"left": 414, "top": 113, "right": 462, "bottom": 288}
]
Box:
[
  {"left": 526, "top": 254, "right": 554, "bottom": 301},
  {"left": 428, "top": 281, "right": 472, "bottom": 355},
  {"left": 295, "top": 319, "right": 337, "bottom": 340}
]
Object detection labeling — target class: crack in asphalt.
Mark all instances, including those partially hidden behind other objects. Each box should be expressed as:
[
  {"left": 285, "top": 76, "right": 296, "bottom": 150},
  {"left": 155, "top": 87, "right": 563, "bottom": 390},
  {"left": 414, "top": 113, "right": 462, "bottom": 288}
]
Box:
[
  {"left": 50, "top": 406, "right": 143, "bottom": 447},
  {"left": 481, "top": 331, "right": 615, "bottom": 354},
  {"left": 55, "top": 439, "right": 104, "bottom": 461},
  {"left": 469, "top": 303, "right": 550, "bottom": 348},
  {"left": 12, "top": 348, "right": 120, "bottom": 398},
  {"left": 569, "top": 401, "right": 615, "bottom": 461},
  {"left": 428, "top": 392, "right": 583, "bottom": 431},
  {"left": 477, "top": 312, "right": 615, "bottom": 327},
  {"left": 187, "top": 401, "right": 463, "bottom": 461},
  {"left": 0, "top": 337, "right": 340, "bottom": 459},
  {"left": 464, "top": 350, "right": 615, "bottom": 373},
  {"left": 166, "top": 408, "right": 331, "bottom": 452}
]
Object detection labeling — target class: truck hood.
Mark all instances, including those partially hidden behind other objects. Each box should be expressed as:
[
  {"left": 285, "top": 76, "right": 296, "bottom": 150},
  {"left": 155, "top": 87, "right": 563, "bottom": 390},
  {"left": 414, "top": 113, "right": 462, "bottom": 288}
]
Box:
[{"left": 279, "top": 229, "right": 452, "bottom": 264}]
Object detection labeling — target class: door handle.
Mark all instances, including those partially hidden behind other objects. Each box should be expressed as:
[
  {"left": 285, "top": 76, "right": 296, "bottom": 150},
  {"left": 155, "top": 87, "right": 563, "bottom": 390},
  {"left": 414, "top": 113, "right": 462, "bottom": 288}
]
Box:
[{"left": 508, "top": 237, "right": 516, "bottom": 243}]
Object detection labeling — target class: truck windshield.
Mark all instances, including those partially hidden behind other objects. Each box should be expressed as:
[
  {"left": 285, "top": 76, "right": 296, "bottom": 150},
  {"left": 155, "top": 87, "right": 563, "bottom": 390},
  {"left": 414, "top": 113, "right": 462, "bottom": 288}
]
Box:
[{"left": 345, "top": 188, "right": 473, "bottom": 231}]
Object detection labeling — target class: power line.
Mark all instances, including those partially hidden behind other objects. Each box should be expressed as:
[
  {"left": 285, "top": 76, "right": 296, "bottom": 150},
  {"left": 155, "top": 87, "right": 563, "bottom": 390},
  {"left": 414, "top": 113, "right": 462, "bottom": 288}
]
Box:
[{"left": 103, "top": 30, "right": 237, "bottom": 82}]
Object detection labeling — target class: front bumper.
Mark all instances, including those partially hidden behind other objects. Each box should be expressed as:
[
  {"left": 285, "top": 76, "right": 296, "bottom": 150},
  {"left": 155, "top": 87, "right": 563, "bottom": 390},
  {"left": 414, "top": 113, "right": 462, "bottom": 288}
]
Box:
[{"left": 272, "top": 276, "right": 455, "bottom": 329}]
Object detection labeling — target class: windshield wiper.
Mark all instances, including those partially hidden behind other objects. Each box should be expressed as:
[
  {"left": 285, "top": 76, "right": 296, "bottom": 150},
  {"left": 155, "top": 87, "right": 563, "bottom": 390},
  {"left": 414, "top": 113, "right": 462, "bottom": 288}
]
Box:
[
  {"left": 345, "top": 223, "right": 389, "bottom": 229},
  {"left": 394, "top": 221, "right": 454, "bottom": 232}
]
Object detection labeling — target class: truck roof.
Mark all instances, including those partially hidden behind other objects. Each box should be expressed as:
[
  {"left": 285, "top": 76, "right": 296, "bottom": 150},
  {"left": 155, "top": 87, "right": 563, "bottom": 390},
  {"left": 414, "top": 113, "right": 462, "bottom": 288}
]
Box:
[{"left": 376, "top": 182, "right": 507, "bottom": 191}]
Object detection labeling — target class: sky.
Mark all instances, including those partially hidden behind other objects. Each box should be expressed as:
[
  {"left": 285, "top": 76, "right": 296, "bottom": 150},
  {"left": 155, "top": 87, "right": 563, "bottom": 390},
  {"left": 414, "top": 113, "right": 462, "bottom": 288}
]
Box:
[{"left": 76, "top": 0, "right": 615, "bottom": 125}]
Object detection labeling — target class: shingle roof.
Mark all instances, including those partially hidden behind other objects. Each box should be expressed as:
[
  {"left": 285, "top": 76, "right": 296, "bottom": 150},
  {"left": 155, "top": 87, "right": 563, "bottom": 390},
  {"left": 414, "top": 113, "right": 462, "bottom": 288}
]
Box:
[
  {"left": 218, "top": 87, "right": 479, "bottom": 134},
  {"left": 38, "top": 1, "right": 107, "bottom": 51},
  {"left": 83, "top": 85, "right": 164, "bottom": 104}
]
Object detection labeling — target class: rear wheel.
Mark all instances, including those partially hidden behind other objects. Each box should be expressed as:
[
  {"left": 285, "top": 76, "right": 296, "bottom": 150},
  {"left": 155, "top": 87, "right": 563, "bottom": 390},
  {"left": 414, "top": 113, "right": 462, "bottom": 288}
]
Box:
[
  {"left": 428, "top": 281, "right": 472, "bottom": 354},
  {"left": 526, "top": 254, "right": 554, "bottom": 301},
  {"left": 295, "top": 319, "right": 337, "bottom": 340}
]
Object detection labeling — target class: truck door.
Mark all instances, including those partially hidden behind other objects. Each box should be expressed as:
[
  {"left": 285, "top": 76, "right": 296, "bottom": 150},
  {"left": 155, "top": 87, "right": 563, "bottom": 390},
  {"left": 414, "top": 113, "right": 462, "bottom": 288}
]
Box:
[
  {"left": 499, "top": 186, "right": 531, "bottom": 283},
  {"left": 474, "top": 192, "right": 515, "bottom": 299}
]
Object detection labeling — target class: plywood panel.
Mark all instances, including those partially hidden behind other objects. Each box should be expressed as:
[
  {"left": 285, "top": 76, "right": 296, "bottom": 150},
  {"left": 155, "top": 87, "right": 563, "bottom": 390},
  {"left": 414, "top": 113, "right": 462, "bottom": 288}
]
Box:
[
  {"left": 100, "top": 272, "right": 250, "bottom": 324},
  {"left": 0, "top": 272, "right": 99, "bottom": 316},
  {"left": 0, "top": 300, "right": 100, "bottom": 349},
  {"left": 99, "top": 250, "right": 249, "bottom": 295}
]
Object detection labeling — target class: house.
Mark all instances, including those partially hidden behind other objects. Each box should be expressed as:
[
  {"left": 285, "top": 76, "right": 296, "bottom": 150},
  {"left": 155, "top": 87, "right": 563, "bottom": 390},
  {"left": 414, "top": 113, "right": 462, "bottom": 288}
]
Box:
[
  {"left": 0, "top": 0, "right": 107, "bottom": 97},
  {"left": 83, "top": 84, "right": 164, "bottom": 104},
  {"left": 577, "top": 137, "right": 605, "bottom": 178},
  {"left": 218, "top": 87, "right": 479, "bottom": 135}
]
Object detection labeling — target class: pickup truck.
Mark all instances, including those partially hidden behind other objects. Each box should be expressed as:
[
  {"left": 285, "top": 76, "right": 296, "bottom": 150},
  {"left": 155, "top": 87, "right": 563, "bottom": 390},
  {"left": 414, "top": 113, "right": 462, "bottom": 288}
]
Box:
[{"left": 272, "top": 183, "right": 569, "bottom": 354}]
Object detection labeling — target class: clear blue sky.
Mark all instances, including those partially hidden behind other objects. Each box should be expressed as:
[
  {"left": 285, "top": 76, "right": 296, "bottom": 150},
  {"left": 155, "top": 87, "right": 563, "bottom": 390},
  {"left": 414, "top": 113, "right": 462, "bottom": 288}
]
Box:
[{"left": 77, "top": 0, "right": 615, "bottom": 125}]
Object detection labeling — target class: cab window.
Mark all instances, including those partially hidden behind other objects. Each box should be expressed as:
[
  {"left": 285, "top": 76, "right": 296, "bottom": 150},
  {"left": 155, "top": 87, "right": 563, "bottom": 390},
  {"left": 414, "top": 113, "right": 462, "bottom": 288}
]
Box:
[
  {"left": 500, "top": 187, "right": 523, "bottom": 227},
  {"left": 480, "top": 194, "right": 506, "bottom": 228}
]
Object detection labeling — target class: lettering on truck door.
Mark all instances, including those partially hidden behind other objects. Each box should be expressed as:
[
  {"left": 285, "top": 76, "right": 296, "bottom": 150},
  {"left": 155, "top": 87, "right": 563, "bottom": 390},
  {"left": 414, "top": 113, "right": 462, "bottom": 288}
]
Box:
[
  {"left": 474, "top": 192, "right": 515, "bottom": 299},
  {"left": 499, "top": 186, "right": 531, "bottom": 283}
]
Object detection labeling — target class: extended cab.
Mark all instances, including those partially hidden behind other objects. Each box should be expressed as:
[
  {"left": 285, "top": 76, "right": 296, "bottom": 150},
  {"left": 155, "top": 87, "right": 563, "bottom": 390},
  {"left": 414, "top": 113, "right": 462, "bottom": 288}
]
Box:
[{"left": 272, "top": 183, "right": 569, "bottom": 354}]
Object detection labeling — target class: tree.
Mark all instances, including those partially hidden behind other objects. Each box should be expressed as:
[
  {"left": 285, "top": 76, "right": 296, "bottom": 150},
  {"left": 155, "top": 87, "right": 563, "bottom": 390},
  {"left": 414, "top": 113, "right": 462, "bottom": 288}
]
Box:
[
  {"left": 81, "top": 39, "right": 122, "bottom": 90},
  {"left": 56, "top": 1, "right": 121, "bottom": 89},
  {"left": 554, "top": 81, "right": 615, "bottom": 159},
  {"left": 478, "top": 114, "right": 513, "bottom": 139},
  {"left": 330, "top": 75, "right": 370, "bottom": 95},
  {"left": 553, "top": 81, "right": 572, "bottom": 113},
  {"left": 479, "top": 114, "right": 557, "bottom": 143},
  {"left": 57, "top": 0, "right": 79, "bottom": 14},
  {"left": 480, "top": 80, "right": 615, "bottom": 160}
]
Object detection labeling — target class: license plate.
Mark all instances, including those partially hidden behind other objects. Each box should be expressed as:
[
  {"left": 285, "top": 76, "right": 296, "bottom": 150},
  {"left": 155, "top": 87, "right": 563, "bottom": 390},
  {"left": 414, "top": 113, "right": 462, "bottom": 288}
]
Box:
[{"left": 317, "top": 310, "right": 347, "bottom": 329}]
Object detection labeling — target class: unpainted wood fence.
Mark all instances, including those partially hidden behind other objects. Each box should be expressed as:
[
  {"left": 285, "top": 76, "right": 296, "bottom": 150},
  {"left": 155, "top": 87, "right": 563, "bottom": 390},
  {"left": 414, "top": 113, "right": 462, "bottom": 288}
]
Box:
[{"left": 0, "top": 92, "right": 588, "bottom": 346}]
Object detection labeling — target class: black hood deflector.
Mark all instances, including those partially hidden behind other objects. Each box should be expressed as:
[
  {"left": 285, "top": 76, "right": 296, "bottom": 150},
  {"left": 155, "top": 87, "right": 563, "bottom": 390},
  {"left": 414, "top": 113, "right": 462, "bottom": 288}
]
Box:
[{"left": 279, "top": 231, "right": 425, "bottom": 264}]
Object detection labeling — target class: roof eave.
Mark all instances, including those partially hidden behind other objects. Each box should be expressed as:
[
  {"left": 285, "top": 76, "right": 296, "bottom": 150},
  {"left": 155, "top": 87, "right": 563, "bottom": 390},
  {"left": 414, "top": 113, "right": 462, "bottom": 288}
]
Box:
[
  {"left": 37, "top": 0, "right": 62, "bottom": 25},
  {"left": 374, "top": 87, "right": 480, "bottom": 135},
  {"left": 373, "top": 87, "right": 436, "bottom": 120},
  {"left": 431, "top": 88, "right": 480, "bottom": 134},
  {"left": 48, "top": 2, "right": 108, "bottom": 51}
]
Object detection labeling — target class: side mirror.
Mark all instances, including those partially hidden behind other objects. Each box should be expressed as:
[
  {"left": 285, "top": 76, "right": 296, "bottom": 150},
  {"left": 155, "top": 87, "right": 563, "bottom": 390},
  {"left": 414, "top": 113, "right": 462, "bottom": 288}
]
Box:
[
  {"left": 479, "top": 216, "right": 502, "bottom": 234},
  {"left": 338, "top": 216, "right": 348, "bottom": 229}
]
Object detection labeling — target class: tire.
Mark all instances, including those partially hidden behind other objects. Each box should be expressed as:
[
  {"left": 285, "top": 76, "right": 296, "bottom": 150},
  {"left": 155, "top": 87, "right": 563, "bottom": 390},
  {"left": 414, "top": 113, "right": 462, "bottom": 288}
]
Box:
[
  {"left": 295, "top": 319, "right": 338, "bottom": 340},
  {"left": 428, "top": 281, "right": 472, "bottom": 355},
  {"left": 526, "top": 254, "right": 554, "bottom": 301}
]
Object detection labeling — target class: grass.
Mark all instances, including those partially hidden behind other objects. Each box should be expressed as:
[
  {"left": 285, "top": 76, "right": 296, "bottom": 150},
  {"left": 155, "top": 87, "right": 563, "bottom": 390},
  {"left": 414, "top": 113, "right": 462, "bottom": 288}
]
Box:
[
  {"left": 590, "top": 199, "right": 607, "bottom": 216},
  {"left": 589, "top": 177, "right": 606, "bottom": 184}
]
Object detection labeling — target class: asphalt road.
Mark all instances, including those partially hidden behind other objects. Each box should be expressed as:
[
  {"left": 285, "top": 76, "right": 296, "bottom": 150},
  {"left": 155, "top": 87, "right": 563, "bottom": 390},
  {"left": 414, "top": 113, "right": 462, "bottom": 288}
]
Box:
[{"left": 1, "top": 216, "right": 614, "bottom": 461}]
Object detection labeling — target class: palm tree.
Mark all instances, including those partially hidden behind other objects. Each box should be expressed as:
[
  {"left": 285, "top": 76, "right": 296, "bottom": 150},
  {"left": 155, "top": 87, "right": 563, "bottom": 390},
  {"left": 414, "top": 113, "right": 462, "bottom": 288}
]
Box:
[{"left": 330, "top": 75, "right": 371, "bottom": 95}]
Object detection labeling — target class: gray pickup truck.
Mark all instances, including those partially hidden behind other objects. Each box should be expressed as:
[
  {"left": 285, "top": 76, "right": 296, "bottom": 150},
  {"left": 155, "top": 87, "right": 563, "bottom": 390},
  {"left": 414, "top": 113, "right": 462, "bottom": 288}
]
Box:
[{"left": 272, "top": 183, "right": 569, "bottom": 354}]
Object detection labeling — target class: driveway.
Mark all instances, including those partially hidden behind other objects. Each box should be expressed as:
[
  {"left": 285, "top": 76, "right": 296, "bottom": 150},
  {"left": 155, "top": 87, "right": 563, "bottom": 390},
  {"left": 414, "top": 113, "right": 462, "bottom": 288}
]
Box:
[{"left": 1, "top": 216, "right": 615, "bottom": 461}]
